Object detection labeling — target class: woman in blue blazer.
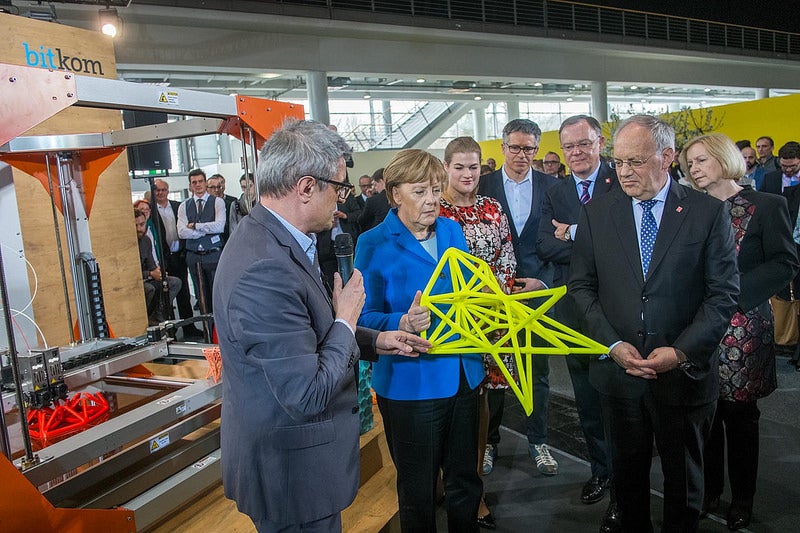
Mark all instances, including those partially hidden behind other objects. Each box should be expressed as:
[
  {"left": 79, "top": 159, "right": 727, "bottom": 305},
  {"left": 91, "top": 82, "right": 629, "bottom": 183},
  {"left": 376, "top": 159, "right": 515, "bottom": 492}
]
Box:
[{"left": 356, "top": 149, "right": 485, "bottom": 532}]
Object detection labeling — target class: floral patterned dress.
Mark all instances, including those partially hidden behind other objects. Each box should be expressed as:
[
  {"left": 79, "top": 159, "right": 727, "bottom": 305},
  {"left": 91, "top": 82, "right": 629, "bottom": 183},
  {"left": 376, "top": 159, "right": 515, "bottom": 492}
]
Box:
[
  {"left": 440, "top": 195, "right": 517, "bottom": 389},
  {"left": 718, "top": 193, "right": 777, "bottom": 402}
]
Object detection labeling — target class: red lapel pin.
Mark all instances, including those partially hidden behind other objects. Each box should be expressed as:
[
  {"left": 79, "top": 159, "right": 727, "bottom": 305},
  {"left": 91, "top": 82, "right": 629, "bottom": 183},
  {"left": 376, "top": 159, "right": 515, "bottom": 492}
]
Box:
[{"left": 676, "top": 206, "right": 683, "bottom": 213}]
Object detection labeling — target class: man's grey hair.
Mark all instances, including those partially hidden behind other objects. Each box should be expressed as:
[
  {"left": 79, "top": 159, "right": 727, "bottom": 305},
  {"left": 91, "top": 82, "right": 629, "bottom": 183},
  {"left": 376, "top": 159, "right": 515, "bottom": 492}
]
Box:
[
  {"left": 559, "top": 115, "right": 603, "bottom": 137},
  {"left": 614, "top": 114, "right": 675, "bottom": 152},
  {"left": 502, "top": 119, "right": 542, "bottom": 144},
  {"left": 257, "top": 119, "right": 352, "bottom": 198}
]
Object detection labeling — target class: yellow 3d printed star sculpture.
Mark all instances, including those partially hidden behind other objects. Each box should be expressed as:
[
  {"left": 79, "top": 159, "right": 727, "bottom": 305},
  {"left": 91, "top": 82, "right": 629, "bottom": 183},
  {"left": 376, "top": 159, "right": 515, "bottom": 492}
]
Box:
[{"left": 419, "top": 248, "right": 606, "bottom": 415}]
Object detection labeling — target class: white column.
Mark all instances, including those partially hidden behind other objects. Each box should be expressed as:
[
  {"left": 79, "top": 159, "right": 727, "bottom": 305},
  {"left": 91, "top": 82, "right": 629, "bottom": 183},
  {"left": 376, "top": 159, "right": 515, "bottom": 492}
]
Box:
[
  {"left": 506, "top": 100, "right": 520, "bottom": 121},
  {"left": 218, "top": 134, "right": 233, "bottom": 164},
  {"left": 755, "top": 88, "right": 769, "bottom": 99},
  {"left": 194, "top": 134, "right": 220, "bottom": 167},
  {"left": 472, "top": 106, "right": 487, "bottom": 141},
  {"left": 382, "top": 100, "right": 392, "bottom": 137},
  {"left": 306, "top": 70, "right": 330, "bottom": 125},
  {"left": 591, "top": 81, "right": 608, "bottom": 122}
]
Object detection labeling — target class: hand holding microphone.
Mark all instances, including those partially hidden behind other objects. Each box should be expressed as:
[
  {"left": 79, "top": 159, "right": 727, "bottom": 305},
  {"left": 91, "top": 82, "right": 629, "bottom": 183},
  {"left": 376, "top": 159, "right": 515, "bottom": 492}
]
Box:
[{"left": 332, "top": 233, "right": 363, "bottom": 330}]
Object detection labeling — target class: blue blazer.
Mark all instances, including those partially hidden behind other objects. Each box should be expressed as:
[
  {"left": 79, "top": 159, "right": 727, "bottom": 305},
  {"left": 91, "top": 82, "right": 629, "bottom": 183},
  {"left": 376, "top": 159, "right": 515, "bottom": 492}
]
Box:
[{"left": 355, "top": 209, "right": 485, "bottom": 400}]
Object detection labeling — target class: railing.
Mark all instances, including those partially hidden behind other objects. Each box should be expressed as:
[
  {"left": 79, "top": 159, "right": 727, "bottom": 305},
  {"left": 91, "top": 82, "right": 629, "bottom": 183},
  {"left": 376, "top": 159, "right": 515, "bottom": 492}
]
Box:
[
  {"left": 263, "top": 0, "right": 800, "bottom": 58},
  {"left": 342, "top": 101, "right": 455, "bottom": 150}
]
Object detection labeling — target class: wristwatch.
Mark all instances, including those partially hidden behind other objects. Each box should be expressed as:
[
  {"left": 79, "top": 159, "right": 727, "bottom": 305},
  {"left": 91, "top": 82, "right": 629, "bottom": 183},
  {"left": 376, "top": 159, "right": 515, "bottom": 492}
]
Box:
[{"left": 564, "top": 228, "right": 572, "bottom": 242}]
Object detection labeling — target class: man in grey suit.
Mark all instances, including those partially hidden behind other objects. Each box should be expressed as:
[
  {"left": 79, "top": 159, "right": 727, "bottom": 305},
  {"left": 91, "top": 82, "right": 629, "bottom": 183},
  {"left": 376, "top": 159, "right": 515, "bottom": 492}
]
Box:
[
  {"left": 213, "top": 120, "right": 429, "bottom": 533},
  {"left": 569, "top": 115, "right": 739, "bottom": 532}
]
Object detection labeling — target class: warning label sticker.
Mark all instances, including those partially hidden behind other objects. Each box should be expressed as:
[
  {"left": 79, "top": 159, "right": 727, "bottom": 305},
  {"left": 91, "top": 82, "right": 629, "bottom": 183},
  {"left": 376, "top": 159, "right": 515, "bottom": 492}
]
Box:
[
  {"left": 150, "top": 433, "right": 170, "bottom": 453},
  {"left": 158, "top": 90, "right": 180, "bottom": 106},
  {"left": 193, "top": 455, "right": 219, "bottom": 469}
]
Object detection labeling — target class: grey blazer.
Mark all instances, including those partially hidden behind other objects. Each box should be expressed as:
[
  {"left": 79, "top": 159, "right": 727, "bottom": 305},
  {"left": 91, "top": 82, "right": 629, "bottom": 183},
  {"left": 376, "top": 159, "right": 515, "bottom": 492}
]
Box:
[{"left": 213, "top": 203, "right": 378, "bottom": 525}]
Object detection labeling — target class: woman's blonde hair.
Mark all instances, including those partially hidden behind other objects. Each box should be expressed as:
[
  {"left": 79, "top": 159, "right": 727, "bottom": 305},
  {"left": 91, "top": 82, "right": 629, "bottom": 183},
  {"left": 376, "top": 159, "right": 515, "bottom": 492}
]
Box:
[
  {"left": 384, "top": 149, "right": 446, "bottom": 208},
  {"left": 680, "top": 133, "right": 746, "bottom": 186}
]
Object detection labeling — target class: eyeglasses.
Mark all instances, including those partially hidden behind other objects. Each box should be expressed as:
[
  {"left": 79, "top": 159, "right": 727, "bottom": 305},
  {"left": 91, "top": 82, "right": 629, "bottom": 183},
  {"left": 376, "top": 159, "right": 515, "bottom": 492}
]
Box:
[
  {"left": 207, "top": 185, "right": 221, "bottom": 190},
  {"left": 561, "top": 139, "right": 598, "bottom": 153},
  {"left": 610, "top": 155, "right": 654, "bottom": 169},
  {"left": 312, "top": 176, "right": 354, "bottom": 201},
  {"left": 504, "top": 144, "right": 538, "bottom": 155}
]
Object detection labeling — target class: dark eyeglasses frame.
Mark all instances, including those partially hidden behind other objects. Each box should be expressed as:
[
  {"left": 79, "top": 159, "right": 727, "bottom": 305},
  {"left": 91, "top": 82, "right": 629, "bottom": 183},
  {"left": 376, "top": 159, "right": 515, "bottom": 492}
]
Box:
[
  {"left": 311, "top": 176, "right": 355, "bottom": 200},
  {"left": 504, "top": 143, "right": 538, "bottom": 155}
]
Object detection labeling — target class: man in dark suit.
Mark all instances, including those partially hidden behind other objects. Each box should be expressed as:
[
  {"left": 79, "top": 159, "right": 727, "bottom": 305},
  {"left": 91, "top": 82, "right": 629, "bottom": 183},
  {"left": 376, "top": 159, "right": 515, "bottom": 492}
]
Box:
[
  {"left": 152, "top": 179, "right": 204, "bottom": 339},
  {"left": 536, "top": 115, "right": 618, "bottom": 526},
  {"left": 178, "top": 169, "right": 226, "bottom": 313},
  {"left": 761, "top": 141, "right": 800, "bottom": 195},
  {"left": 569, "top": 114, "right": 739, "bottom": 532},
  {"left": 358, "top": 168, "right": 390, "bottom": 232},
  {"left": 208, "top": 173, "right": 238, "bottom": 246},
  {"left": 213, "top": 120, "right": 429, "bottom": 533},
  {"left": 334, "top": 190, "right": 364, "bottom": 241},
  {"left": 355, "top": 173, "right": 373, "bottom": 204},
  {"left": 478, "top": 118, "right": 560, "bottom": 477}
]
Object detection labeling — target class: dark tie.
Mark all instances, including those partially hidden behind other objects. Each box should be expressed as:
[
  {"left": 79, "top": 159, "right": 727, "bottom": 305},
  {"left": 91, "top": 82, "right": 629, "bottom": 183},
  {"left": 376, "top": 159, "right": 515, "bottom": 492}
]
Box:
[
  {"left": 195, "top": 198, "right": 204, "bottom": 223},
  {"left": 579, "top": 180, "right": 591, "bottom": 205},
  {"left": 639, "top": 199, "right": 658, "bottom": 278}
]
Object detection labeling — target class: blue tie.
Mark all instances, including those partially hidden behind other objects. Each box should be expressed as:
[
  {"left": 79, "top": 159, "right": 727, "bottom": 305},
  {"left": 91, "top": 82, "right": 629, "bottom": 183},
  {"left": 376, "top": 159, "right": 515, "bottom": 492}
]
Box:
[
  {"left": 579, "top": 180, "right": 591, "bottom": 205},
  {"left": 639, "top": 199, "right": 658, "bottom": 278}
]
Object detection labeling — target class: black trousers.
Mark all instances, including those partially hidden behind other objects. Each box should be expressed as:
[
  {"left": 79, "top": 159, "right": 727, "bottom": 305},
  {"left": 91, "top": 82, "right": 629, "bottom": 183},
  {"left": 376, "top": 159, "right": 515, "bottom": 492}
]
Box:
[
  {"left": 703, "top": 399, "right": 761, "bottom": 507},
  {"left": 600, "top": 392, "right": 716, "bottom": 533},
  {"left": 164, "top": 250, "right": 193, "bottom": 321},
  {"left": 566, "top": 353, "right": 611, "bottom": 479},
  {"left": 485, "top": 388, "right": 506, "bottom": 447},
  {"left": 377, "top": 368, "right": 481, "bottom": 533},
  {"left": 186, "top": 249, "right": 220, "bottom": 313}
]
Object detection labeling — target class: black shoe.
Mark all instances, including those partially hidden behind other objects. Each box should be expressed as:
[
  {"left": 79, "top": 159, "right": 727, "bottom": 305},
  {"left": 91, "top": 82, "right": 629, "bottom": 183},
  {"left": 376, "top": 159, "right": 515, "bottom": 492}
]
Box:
[
  {"left": 581, "top": 476, "right": 610, "bottom": 504},
  {"left": 477, "top": 512, "right": 496, "bottom": 530},
  {"left": 701, "top": 494, "right": 720, "bottom": 518},
  {"left": 599, "top": 501, "right": 621, "bottom": 533},
  {"left": 726, "top": 505, "right": 752, "bottom": 530},
  {"left": 182, "top": 327, "right": 206, "bottom": 341}
]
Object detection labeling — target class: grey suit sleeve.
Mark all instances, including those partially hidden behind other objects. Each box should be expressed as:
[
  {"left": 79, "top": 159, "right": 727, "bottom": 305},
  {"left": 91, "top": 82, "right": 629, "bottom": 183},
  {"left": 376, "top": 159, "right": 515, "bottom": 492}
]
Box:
[{"left": 229, "top": 258, "right": 359, "bottom": 421}]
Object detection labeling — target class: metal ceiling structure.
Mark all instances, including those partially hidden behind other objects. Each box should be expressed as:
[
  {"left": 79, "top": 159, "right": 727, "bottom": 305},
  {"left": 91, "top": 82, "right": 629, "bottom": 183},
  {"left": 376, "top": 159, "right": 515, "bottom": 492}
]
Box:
[{"left": 8, "top": 1, "right": 800, "bottom": 109}]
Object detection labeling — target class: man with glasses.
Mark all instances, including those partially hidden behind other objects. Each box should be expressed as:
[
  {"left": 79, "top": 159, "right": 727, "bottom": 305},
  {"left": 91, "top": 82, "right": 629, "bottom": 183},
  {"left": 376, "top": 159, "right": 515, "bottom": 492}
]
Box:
[
  {"left": 537, "top": 115, "right": 619, "bottom": 530},
  {"left": 152, "top": 179, "right": 205, "bottom": 340},
  {"left": 213, "top": 119, "right": 428, "bottom": 533},
  {"left": 570, "top": 114, "right": 739, "bottom": 532},
  {"left": 357, "top": 174, "right": 373, "bottom": 202},
  {"left": 478, "top": 118, "right": 559, "bottom": 478},
  {"left": 208, "top": 173, "right": 238, "bottom": 246},
  {"left": 178, "top": 168, "right": 226, "bottom": 313},
  {"left": 761, "top": 141, "right": 800, "bottom": 195},
  {"left": 542, "top": 152, "right": 562, "bottom": 178}
]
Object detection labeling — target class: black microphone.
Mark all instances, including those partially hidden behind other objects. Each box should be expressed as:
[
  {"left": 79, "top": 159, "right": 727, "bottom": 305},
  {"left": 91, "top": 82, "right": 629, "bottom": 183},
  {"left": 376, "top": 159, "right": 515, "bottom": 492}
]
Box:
[{"left": 334, "top": 233, "right": 354, "bottom": 285}]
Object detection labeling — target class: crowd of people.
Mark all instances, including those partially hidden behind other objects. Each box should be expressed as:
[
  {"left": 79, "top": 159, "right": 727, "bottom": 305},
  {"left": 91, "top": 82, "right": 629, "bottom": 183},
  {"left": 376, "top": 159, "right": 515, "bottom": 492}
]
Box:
[
  {"left": 132, "top": 114, "right": 799, "bottom": 533},
  {"left": 133, "top": 171, "right": 258, "bottom": 335}
]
